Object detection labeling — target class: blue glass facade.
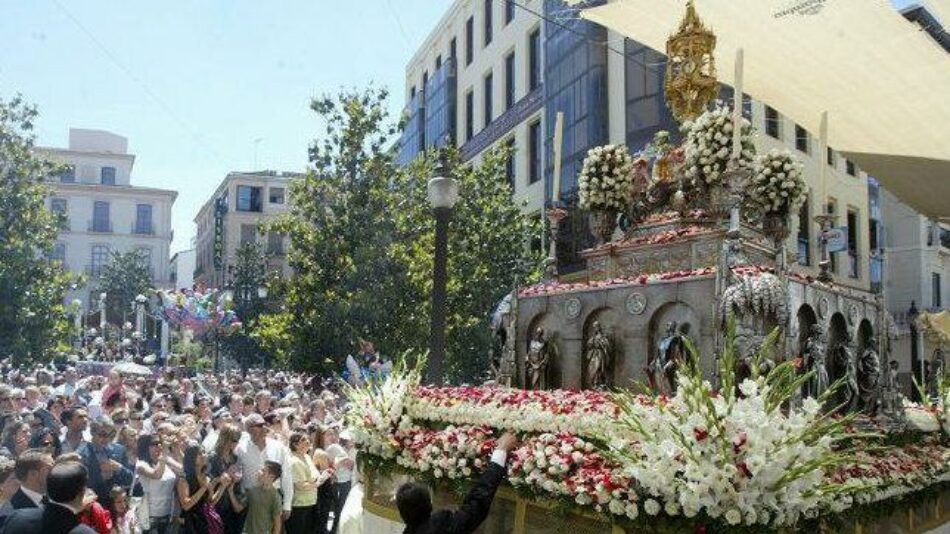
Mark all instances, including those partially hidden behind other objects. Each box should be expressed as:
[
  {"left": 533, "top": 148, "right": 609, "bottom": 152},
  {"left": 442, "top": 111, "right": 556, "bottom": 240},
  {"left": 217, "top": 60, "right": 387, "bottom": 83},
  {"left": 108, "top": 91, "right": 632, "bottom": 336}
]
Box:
[
  {"left": 624, "top": 40, "right": 678, "bottom": 151},
  {"left": 543, "top": 0, "right": 609, "bottom": 204},
  {"left": 397, "top": 90, "right": 426, "bottom": 167},
  {"left": 424, "top": 57, "right": 458, "bottom": 150},
  {"left": 543, "top": 0, "right": 609, "bottom": 270}
]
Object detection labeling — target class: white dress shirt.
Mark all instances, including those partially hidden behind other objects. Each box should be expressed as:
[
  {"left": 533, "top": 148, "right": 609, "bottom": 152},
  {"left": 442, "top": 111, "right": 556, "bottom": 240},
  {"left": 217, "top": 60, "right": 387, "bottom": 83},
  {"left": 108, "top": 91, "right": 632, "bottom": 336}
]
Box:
[{"left": 236, "top": 436, "right": 294, "bottom": 512}]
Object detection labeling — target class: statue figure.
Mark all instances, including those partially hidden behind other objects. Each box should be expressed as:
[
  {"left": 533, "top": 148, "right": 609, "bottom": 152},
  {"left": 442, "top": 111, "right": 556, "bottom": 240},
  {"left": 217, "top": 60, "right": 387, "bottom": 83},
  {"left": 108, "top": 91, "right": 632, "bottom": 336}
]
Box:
[
  {"left": 929, "top": 348, "right": 945, "bottom": 400},
  {"left": 655, "top": 321, "right": 678, "bottom": 393},
  {"left": 527, "top": 328, "right": 555, "bottom": 390},
  {"left": 857, "top": 336, "right": 881, "bottom": 416},
  {"left": 802, "top": 325, "right": 829, "bottom": 399},
  {"left": 883, "top": 360, "right": 902, "bottom": 415},
  {"left": 585, "top": 321, "right": 612, "bottom": 389},
  {"left": 831, "top": 333, "right": 859, "bottom": 414},
  {"left": 663, "top": 322, "right": 693, "bottom": 394}
]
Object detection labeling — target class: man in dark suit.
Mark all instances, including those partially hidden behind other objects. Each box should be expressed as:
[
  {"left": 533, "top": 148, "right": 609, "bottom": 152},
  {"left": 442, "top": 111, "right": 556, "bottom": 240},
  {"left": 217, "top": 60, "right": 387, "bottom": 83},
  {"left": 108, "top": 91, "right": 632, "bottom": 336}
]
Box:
[
  {"left": 395, "top": 431, "right": 518, "bottom": 534},
  {"left": 76, "top": 416, "right": 131, "bottom": 510},
  {"left": 0, "top": 461, "right": 96, "bottom": 534},
  {"left": 9, "top": 449, "right": 53, "bottom": 510}
]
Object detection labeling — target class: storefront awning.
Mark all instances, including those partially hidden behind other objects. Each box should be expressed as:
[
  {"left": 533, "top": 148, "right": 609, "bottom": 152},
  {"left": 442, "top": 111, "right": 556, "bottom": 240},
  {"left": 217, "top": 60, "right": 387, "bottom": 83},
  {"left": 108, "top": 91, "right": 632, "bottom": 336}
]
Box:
[{"left": 578, "top": 0, "right": 950, "bottom": 219}]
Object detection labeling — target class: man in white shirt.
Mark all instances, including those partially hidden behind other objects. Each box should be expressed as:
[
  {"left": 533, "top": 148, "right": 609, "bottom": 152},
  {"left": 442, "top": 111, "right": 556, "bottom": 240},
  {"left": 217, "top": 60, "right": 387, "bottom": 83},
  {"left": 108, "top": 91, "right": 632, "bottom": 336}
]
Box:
[
  {"left": 59, "top": 407, "right": 91, "bottom": 455},
  {"left": 235, "top": 413, "right": 293, "bottom": 519}
]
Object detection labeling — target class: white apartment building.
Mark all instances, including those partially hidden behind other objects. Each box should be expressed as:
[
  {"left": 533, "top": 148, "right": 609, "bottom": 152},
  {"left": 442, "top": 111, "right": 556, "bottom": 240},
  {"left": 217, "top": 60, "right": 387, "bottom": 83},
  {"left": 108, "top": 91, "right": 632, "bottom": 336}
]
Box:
[
  {"left": 883, "top": 190, "right": 949, "bottom": 317},
  {"left": 398, "top": 0, "right": 879, "bottom": 289},
  {"left": 35, "top": 129, "right": 177, "bottom": 315},
  {"left": 169, "top": 248, "right": 196, "bottom": 291},
  {"left": 193, "top": 171, "right": 300, "bottom": 288}
]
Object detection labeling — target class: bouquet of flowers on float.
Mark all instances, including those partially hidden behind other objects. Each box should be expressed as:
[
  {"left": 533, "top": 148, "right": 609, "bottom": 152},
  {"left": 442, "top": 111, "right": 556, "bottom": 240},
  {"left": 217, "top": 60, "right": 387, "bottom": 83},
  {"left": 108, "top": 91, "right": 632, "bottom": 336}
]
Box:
[
  {"left": 602, "top": 321, "right": 860, "bottom": 528},
  {"left": 578, "top": 144, "right": 635, "bottom": 211},
  {"left": 344, "top": 356, "right": 421, "bottom": 459},
  {"left": 682, "top": 103, "right": 755, "bottom": 189},
  {"left": 748, "top": 149, "right": 807, "bottom": 216}
]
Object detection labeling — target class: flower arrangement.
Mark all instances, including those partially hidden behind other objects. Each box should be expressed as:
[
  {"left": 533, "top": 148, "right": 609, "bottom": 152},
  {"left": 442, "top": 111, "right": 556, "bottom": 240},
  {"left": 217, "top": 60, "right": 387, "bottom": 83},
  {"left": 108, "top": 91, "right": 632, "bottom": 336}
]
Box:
[
  {"left": 604, "top": 322, "right": 861, "bottom": 528},
  {"left": 682, "top": 103, "right": 755, "bottom": 189},
  {"left": 748, "top": 149, "right": 807, "bottom": 216},
  {"left": 578, "top": 144, "right": 635, "bottom": 212},
  {"left": 347, "top": 335, "right": 950, "bottom": 532}
]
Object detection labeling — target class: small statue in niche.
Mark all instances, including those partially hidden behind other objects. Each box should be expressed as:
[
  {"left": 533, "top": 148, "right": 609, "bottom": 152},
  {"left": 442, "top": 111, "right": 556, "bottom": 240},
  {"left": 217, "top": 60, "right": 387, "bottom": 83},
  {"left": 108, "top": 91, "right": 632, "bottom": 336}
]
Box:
[
  {"left": 830, "top": 333, "right": 859, "bottom": 414},
  {"left": 883, "top": 360, "right": 902, "bottom": 415},
  {"left": 584, "top": 321, "right": 612, "bottom": 389},
  {"left": 802, "top": 325, "right": 829, "bottom": 399},
  {"left": 857, "top": 335, "right": 881, "bottom": 416},
  {"left": 654, "top": 321, "right": 678, "bottom": 393},
  {"left": 526, "top": 328, "right": 556, "bottom": 391},
  {"left": 663, "top": 322, "right": 693, "bottom": 394}
]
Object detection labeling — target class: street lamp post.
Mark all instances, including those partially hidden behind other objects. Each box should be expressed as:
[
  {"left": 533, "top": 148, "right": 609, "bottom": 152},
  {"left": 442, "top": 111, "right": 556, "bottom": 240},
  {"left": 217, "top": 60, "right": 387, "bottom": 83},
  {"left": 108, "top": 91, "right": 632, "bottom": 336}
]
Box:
[{"left": 426, "top": 160, "right": 459, "bottom": 385}]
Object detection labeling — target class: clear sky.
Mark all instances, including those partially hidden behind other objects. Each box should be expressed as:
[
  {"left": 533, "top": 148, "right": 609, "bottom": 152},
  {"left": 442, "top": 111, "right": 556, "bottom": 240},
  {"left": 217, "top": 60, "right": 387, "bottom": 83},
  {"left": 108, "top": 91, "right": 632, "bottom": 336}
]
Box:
[
  {"left": 0, "top": 0, "right": 928, "bottom": 253},
  {"left": 0, "top": 0, "right": 452, "bottom": 253}
]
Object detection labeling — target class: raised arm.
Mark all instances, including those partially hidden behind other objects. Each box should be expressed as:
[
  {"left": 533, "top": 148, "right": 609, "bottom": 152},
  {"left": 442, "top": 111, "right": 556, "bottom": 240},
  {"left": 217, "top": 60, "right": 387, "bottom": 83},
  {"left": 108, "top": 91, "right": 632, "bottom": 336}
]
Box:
[{"left": 446, "top": 432, "right": 518, "bottom": 533}]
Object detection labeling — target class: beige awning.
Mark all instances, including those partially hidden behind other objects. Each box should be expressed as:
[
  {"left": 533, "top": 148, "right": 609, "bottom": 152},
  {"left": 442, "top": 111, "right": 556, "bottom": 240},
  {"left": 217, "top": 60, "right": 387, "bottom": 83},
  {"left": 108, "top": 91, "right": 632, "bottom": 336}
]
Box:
[{"left": 578, "top": 0, "right": 950, "bottom": 219}]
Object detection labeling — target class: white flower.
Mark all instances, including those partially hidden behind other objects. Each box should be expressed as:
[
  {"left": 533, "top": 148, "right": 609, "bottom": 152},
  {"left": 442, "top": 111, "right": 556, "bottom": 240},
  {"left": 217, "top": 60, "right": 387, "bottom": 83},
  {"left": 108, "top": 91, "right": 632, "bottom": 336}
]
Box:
[
  {"left": 644, "top": 499, "right": 661, "bottom": 516},
  {"left": 725, "top": 509, "right": 742, "bottom": 525}
]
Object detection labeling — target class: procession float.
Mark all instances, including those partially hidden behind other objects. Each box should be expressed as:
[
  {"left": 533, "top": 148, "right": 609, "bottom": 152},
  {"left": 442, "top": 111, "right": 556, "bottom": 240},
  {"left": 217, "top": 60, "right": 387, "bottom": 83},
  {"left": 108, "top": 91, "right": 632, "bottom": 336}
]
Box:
[{"left": 351, "top": 3, "right": 950, "bottom": 532}]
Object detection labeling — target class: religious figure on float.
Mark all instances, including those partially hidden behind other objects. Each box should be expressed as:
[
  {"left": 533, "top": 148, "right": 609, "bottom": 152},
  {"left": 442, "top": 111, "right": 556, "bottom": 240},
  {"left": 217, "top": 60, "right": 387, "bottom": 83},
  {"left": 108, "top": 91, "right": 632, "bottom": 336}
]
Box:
[
  {"left": 830, "top": 333, "right": 859, "bottom": 413},
  {"left": 802, "top": 325, "right": 829, "bottom": 399},
  {"left": 660, "top": 322, "right": 692, "bottom": 394},
  {"left": 883, "top": 360, "right": 902, "bottom": 415},
  {"left": 526, "top": 327, "right": 556, "bottom": 390},
  {"left": 857, "top": 335, "right": 881, "bottom": 416},
  {"left": 584, "top": 321, "right": 612, "bottom": 389}
]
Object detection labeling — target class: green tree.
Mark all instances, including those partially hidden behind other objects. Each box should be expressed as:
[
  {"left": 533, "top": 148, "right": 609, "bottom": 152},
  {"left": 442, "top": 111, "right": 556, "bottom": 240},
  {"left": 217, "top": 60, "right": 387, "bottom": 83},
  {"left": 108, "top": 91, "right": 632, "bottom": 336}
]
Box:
[
  {"left": 95, "top": 249, "right": 153, "bottom": 325},
  {"left": 0, "top": 95, "right": 78, "bottom": 365},
  {"left": 261, "top": 86, "right": 541, "bottom": 382},
  {"left": 265, "top": 86, "right": 402, "bottom": 372},
  {"left": 223, "top": 241, "right": 273, "bottom": 370}
]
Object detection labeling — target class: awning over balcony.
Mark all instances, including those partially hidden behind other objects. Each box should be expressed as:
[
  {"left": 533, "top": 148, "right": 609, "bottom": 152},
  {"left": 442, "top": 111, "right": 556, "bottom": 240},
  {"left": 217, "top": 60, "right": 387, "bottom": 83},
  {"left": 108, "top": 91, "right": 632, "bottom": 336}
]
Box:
[{"left": 577, "top": 0, "right": 950, "bottom": 219}]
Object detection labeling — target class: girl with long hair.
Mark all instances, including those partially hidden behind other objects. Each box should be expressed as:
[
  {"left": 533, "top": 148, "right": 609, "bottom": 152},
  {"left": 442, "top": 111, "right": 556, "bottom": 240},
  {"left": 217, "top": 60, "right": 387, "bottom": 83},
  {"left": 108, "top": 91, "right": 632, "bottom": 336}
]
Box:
[
  {"left": 208, "top": 425, "right": 245, "bottom": 534},
  {"left": 177, "top": 442, "right": 225, "bottom": 534}
]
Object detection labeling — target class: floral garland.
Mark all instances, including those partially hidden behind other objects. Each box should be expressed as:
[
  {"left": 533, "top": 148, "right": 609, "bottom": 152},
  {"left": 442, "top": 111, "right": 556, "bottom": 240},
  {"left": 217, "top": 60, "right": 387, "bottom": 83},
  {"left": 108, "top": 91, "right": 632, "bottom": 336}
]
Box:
[
  {"left": 578, "top": 144, "right": 635, "bottom": 212},
  {"left": 408, "top": 387, "right": 620, "bottom": 439},
  {"left": 682, "top": 103, "right": 755, "bottom": 189},
  {"left": 519, "top": 267, "right": 716, "bottom": 298},
  {"left": 748, "top": 149, "right": 807, "bottom": 216}
]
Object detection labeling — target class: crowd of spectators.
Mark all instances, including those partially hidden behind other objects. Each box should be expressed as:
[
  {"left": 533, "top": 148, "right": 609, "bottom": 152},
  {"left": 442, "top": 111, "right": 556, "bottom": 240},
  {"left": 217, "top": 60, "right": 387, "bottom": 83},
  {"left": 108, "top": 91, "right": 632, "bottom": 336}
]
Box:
[{"left": 0, "top": 361, "right": 359, "bottom": 534}]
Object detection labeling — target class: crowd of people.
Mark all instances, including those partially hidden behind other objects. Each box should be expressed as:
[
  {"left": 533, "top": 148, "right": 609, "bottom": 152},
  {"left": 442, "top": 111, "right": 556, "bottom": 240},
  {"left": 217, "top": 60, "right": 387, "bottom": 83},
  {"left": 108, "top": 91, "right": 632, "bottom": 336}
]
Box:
[{"left": 0, "top": 361, "right": 359, "bottom": 534}]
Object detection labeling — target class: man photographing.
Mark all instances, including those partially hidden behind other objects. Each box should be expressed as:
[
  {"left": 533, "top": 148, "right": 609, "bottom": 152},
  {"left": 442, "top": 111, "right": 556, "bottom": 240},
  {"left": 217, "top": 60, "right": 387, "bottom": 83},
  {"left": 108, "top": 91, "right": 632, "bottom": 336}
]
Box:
[{"left": 396, "top": 431, "right": 518, "bottom": 534}]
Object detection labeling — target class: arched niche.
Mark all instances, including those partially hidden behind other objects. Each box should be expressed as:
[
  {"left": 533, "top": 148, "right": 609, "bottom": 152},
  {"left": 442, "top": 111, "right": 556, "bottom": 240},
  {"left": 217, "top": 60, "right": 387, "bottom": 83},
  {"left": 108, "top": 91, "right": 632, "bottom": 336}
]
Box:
[
  {"left": 796, "top": 304, "right": 818, "bottom": 356},
  {"left": 524, "top": 312, "right": 559, "bottom": 389},
  {"left": 826, "top": 312, "right": 850, "bottom": 385},
  {"left": 581, "top": 307, "right": 621, "bottom": 388},
  {"left": 646, "top": 301, "right": 700, "bottom": 386},
  {"left": 857, "top": 319, "right": 874, "bottom": 356}
]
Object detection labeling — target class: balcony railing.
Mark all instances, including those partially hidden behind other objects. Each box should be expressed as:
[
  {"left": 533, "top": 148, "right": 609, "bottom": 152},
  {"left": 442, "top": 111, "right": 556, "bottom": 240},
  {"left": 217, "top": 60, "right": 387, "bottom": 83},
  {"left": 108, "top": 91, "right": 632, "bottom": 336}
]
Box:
[
  {"left": 132, "top": 222, "right": 155, "bottom": 235},
  {"left": 87, "top": 220, "right": 113, "bottom": 233}
]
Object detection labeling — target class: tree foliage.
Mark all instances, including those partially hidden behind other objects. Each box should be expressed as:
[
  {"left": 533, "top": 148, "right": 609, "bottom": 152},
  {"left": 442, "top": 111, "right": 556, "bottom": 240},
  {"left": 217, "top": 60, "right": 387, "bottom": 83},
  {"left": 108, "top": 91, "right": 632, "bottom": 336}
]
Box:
[
  {"left": 261, "top": 87, "right": 541, "bottom": 382},
  {"left": 0, "top": 95, "right": 77, "bottom": 365},
  {"left": 95, "top": 249, "right": 153, "bottom": 325}
]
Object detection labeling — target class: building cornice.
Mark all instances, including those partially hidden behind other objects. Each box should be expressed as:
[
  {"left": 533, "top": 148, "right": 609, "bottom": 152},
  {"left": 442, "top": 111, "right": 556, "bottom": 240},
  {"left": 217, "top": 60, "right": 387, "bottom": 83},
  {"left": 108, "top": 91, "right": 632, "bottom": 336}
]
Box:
[
  {"left": 50, "top": 182, "right": 178, "bottom": 200},
  {"left": 35, "top": 146, "right": 136, "bottom": 162}
]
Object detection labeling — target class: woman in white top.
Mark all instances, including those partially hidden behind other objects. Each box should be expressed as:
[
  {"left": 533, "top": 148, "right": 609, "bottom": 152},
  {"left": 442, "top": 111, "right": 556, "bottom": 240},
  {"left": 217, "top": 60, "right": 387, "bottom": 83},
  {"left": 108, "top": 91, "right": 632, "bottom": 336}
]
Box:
[
  {"left": 135, "top": 432, "right": 179, "bottom": 534},
  {"left": 322, "top": 427, "right": 355, "bottom": 534}
]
